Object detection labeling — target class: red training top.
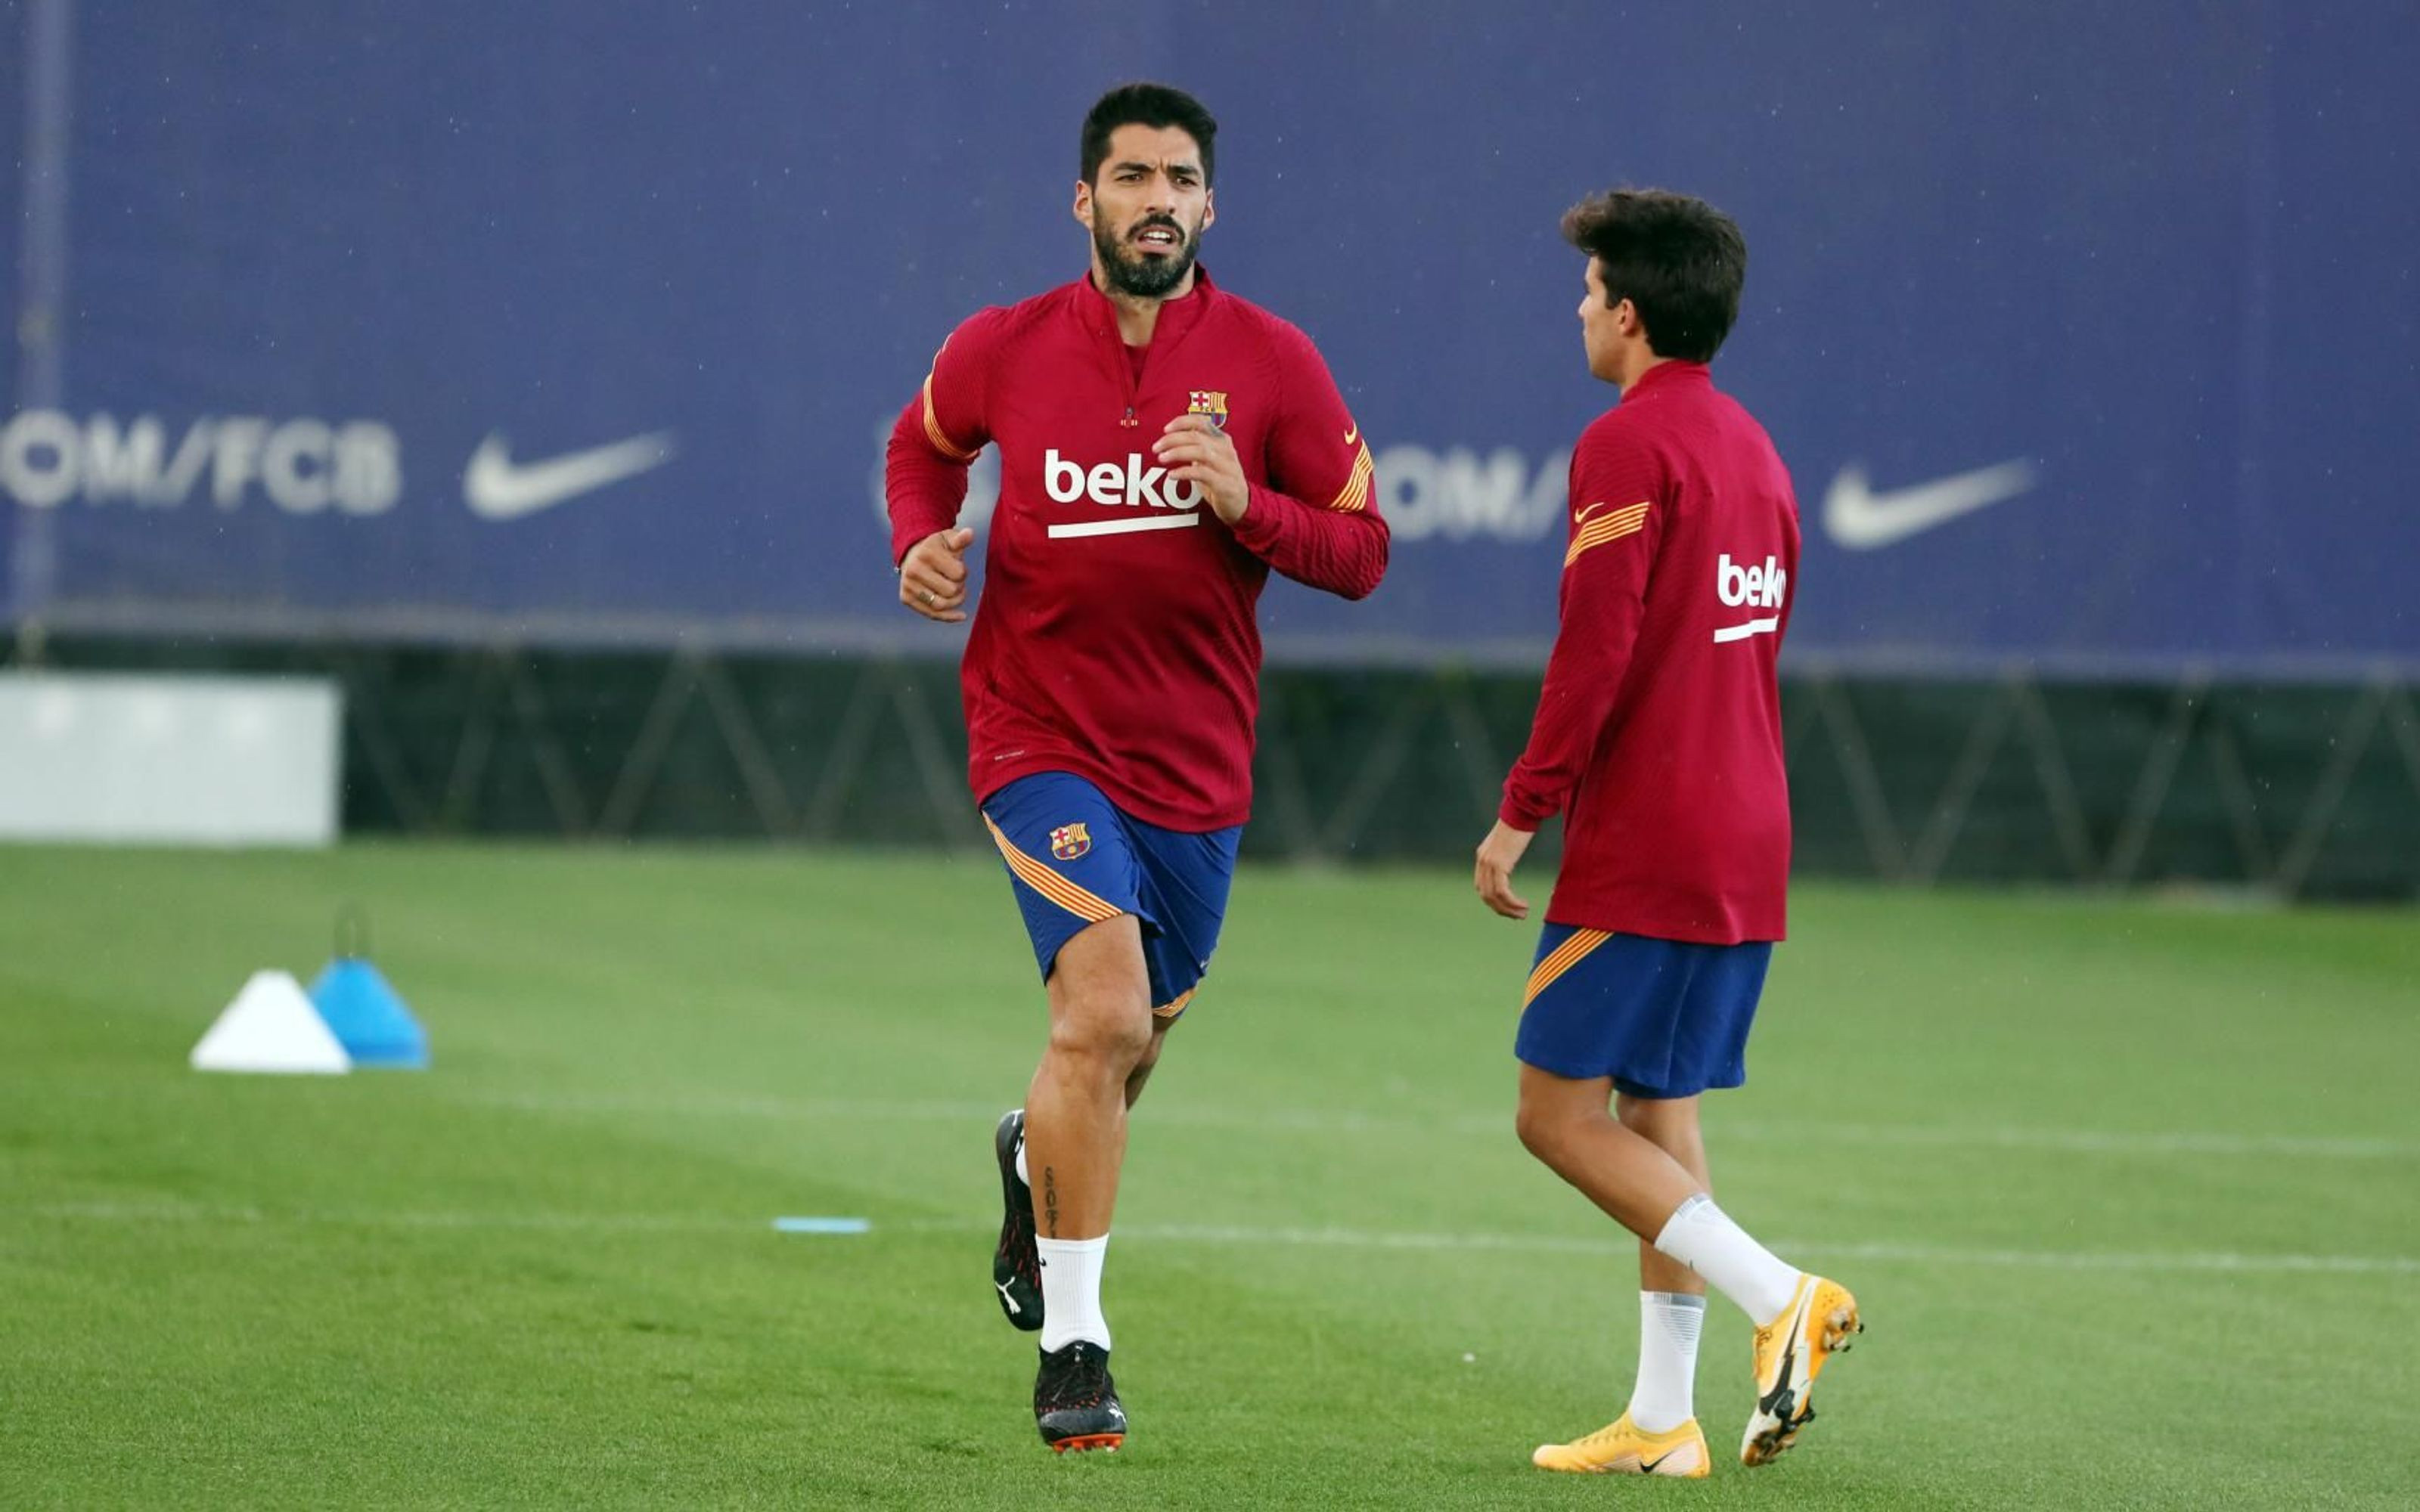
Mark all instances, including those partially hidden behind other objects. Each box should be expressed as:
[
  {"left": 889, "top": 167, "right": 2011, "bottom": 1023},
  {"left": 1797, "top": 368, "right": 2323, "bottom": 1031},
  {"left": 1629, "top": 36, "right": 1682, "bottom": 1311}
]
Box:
[
  {"left": 1500, "top": 360, "right": 1801, "bottom": 943},
  {"left": 887, "top": 268, "right": 1388, "bottom": 831}
]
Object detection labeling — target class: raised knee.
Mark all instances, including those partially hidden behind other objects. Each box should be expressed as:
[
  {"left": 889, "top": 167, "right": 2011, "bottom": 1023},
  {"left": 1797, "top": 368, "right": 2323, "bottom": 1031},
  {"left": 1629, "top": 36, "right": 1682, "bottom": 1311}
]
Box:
[{"left": 1048, "top": 993, "right": 1153, "bottom": 1071}]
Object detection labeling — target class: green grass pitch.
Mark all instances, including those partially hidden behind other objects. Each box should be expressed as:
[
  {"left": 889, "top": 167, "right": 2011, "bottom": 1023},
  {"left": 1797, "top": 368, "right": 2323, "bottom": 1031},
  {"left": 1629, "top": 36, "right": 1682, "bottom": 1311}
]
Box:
[{"left": 2, "top": 842, "right": 2415, "bottom": 1507}]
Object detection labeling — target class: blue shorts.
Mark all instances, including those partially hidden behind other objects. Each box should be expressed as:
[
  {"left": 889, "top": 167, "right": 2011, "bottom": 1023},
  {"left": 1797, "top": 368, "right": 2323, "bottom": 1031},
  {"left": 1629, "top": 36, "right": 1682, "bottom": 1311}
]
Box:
[
  {"left": 1515, "top": 926, "right": 1773, "bottom": 1098},
  {"left": 980, "top": 771, "right": 1241, "bottom": 1021}
]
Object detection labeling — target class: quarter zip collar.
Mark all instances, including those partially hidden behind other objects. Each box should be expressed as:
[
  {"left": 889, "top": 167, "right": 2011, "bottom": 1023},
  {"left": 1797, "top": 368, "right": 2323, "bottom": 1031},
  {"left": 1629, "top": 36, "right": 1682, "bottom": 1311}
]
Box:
[
  {"left": 1073, "top": 263, "right": 1218, "bottom": 342},
  {"left": 1073, "top": 265, "right": 1219, "bottom": 428}
]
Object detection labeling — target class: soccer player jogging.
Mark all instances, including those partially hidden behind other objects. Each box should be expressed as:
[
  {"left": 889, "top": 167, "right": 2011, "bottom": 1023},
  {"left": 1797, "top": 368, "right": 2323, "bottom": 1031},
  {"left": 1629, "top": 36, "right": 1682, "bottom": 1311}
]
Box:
[
  {"left": 1473, "top": 189, "right": 1860, "bottom": 1477},
  {"left": 884, "top": 83, "right": 1388, "bottom": 1453}
]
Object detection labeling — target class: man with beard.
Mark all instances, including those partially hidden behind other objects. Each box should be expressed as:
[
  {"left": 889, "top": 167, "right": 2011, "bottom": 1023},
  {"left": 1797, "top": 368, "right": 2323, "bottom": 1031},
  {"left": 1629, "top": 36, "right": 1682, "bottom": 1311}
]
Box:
[{"left": 885, "top": 82, "right": 1388, "bottom": 1453}]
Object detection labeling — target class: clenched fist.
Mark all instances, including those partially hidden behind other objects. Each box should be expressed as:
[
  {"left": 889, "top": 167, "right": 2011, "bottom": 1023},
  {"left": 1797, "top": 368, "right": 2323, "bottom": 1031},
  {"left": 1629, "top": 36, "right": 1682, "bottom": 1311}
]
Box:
[{"left": 899, "top": 527, "right": 977, "bottom": 622}]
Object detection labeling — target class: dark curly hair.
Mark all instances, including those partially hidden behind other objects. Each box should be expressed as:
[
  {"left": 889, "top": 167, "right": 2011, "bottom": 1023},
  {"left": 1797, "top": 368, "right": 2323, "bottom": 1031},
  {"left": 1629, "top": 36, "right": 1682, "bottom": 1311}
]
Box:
[{"left": 1562, "top": 188, "right": 1747, "bottom": 362}]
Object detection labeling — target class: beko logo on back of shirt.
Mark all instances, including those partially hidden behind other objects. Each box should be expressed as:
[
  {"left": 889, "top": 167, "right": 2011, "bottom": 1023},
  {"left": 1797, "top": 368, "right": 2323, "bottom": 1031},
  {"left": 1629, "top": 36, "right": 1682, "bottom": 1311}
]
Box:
[
  {"left": 1713, "top": 553, "right": 1787, "bottom": 645},
  {"left": 1717, "top": 553, "right": 1787, "bottom": 609}
]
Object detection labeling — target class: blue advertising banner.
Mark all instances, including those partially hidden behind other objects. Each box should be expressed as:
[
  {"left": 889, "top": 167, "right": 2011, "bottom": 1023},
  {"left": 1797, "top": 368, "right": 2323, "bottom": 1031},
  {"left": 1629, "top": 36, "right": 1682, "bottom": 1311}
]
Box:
[{"left": 3, "top": 1, "right": 2415, "bottom": 674}]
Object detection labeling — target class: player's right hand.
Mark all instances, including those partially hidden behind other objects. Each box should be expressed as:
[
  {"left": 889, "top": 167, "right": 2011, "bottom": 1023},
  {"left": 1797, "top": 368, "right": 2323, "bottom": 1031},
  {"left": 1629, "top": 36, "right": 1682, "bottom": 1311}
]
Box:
[
  {"left": 899, "top": 527, "right": 976, "bottom": 623},
  {"left": 1474, "top": 819, "right": 1534, "bottom": 920}
]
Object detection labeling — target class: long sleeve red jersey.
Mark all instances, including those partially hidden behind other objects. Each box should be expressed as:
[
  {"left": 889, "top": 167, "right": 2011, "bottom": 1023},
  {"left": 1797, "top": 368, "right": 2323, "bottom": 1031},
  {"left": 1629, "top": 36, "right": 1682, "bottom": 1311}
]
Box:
[
  {"left": 887, "top": 268, "right": 1388, "bottom": 831},
  {"left": 1500, "top": 360, "right": 1801, "bottom": 943}
]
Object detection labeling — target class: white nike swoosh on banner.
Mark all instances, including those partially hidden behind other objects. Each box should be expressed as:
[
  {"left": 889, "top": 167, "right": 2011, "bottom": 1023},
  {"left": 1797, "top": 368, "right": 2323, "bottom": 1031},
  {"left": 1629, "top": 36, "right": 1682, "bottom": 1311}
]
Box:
[
  {"left": 463, "top": 430, "right": 678, "bottom": 521},
  {"left": 1820, "top": 459, "right": 2037, "bottom": 550}
]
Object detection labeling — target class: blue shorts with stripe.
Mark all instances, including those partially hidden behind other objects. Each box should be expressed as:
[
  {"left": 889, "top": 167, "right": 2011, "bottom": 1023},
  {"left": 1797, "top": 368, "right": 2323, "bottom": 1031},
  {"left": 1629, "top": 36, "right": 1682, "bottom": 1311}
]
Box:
[
  {"left": 981, "top": 771, "right": 1241, "bottom": 1021},
  {"left": 1515, "top": 925, "right": 1773, "bottom": 1098}
]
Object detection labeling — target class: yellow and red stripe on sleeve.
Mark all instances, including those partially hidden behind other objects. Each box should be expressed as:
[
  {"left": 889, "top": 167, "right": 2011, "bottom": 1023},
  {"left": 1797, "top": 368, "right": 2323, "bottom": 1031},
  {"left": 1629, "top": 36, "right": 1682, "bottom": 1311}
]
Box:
[
  {"left": 983, "top": 815, "right": 1123, "bottom": 924},
  {"left": 1564, "top": 501, "right": 1651, "bottom": 568},
  {"left": 920, "top": 368, "right": 979, "bottom": 463},
  {"left": 1324, "top": 441, "right": 1376, "bottom": 513},
  {"left": 1522, "top": 927, "right": 1612, "bottom": 1008},
  {"left": 1558, "top": 500, "right": 1655, "bottom": 565}
]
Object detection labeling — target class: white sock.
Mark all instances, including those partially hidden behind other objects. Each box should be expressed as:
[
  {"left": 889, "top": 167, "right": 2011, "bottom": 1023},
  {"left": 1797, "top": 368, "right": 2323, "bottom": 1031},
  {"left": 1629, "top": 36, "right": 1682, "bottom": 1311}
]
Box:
[
  {"left": 1036, "top": 1235, "right": 1111, "bottom": 1352},
  {"left": 1014, "top": 1129, "right": 1028, "bottom": 1186},
  {"left": 1651, "top": 1194, "right": 1803, "bottom": 1326},
  {"left": 1626, "top": 1290, "right": 1705, "bottom": 1433}
]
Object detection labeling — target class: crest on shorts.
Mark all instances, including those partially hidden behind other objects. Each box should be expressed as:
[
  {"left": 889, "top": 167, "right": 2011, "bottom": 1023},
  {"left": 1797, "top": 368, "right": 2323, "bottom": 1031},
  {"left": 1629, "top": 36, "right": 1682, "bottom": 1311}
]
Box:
[
  {"left": 1049, "top": 823, "right": 1092, "bottom": 861},
  {"left": 1187, "top": 390, "right": 1230, "bottom": 429}
]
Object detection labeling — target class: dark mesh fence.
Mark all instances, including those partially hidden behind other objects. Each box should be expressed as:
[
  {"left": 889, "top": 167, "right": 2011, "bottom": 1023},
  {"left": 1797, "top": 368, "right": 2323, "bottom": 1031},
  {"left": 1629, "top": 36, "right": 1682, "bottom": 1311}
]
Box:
[{"left": 28, "top": 637, "right": 2418, "bottom": 901}]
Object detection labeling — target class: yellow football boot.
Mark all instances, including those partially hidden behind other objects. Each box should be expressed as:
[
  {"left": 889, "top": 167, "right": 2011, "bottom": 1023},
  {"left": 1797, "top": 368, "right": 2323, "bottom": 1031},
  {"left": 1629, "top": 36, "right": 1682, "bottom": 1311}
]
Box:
[
  {"left": 1531, "top": 1413, "right": 1711, "bottom": 1477},
  {"left": 1741, "top": 1273, "right": 1863, "bottom": 1467}
]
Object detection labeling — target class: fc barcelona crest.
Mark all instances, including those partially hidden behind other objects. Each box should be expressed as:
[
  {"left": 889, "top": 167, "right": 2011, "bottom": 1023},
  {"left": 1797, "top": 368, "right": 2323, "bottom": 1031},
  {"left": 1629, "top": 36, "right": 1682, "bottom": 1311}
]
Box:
[
  {"left": 1187, "top": 390, "right": 1230, "bottom": 429},
  {"left": 1050, "top": 823, "right": 1092, "bottom": 861}
]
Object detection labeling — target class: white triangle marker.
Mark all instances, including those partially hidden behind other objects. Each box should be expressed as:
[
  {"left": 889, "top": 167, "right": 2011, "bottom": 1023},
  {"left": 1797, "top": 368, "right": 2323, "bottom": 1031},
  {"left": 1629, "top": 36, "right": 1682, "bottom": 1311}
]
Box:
[{"left": 191, "top": 970, "right": 353, "bottom": 1074}]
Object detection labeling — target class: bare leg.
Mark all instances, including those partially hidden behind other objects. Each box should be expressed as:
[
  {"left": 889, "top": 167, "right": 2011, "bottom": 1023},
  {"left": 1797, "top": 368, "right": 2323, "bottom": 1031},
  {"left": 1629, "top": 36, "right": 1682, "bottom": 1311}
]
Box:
[
  {"left": 1022, "top": 916, "right": 1153, "bottom": 1240},
  {"left": 1123, "top": 1018, "right": 1172, "bottom": 1108},
  {"left": 1513, "top": 1064, "right": 1702, "bottom": 1240},
  {"left": 1618, "top": 1092, "right": 1711, "bottom": 1296}
]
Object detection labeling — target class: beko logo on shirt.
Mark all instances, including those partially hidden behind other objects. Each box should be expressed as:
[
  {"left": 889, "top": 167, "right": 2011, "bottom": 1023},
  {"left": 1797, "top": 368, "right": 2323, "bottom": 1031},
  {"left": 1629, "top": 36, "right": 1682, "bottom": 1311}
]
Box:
[
  {"left": 1713, "top": 553, "right": 1787, "bottom": 646},
  {"left": 1044, "top": 449, "right": 1202, "bottom": 510},
  {"left": 1041, "top": 448, "right": 1205, "bottom": 539},
  {"left": 1717, "top": 553, "right": 1787, "bottom": 609}
]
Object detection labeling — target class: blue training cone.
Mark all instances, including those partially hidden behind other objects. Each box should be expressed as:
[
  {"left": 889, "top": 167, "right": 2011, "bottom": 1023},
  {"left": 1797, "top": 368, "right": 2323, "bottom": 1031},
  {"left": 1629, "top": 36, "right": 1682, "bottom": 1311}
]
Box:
[
  {"left": 309, "top": 956, "right": 429, "bottom": 1069},
  {"left": 306, "top": 907, "right": 429, "bottom": 1069}
]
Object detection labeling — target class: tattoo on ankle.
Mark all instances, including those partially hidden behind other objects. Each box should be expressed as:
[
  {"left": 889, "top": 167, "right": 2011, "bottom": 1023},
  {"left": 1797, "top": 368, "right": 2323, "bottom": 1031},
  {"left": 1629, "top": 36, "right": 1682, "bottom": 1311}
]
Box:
[{"left": 1042, "top": 1167, "right": 1058, "bottom": 1237}]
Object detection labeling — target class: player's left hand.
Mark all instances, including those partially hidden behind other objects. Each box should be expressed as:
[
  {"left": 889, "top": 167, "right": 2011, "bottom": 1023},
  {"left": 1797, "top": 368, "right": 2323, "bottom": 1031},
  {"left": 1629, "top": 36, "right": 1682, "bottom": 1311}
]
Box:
[
  {"left": 1474, "top": 820, "right": 1534, "bottom": 920},
  {"left": 1156, "top": 414, "right": 1249, "bottom": 525}
]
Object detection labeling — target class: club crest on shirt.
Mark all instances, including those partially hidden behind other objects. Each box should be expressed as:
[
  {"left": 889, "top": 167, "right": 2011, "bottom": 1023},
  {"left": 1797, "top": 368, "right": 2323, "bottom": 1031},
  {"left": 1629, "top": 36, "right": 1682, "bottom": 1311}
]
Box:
[
  {"left": 1187, "top": 390, "right": 1230, "bottom": 429},
  {"left": 1049, "top": 823, "right": 1092, "bottom": 861}
]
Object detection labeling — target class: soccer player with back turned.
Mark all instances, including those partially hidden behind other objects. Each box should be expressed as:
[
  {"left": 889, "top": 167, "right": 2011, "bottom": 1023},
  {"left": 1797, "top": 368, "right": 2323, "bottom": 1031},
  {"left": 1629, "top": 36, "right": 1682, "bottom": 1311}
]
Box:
[
  {"left": 1474, "top": 189, "right": 1862, "bottom": 1477},
  {"left": 885, "top": 84, "right": 1388, "bottom": 1452}
]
